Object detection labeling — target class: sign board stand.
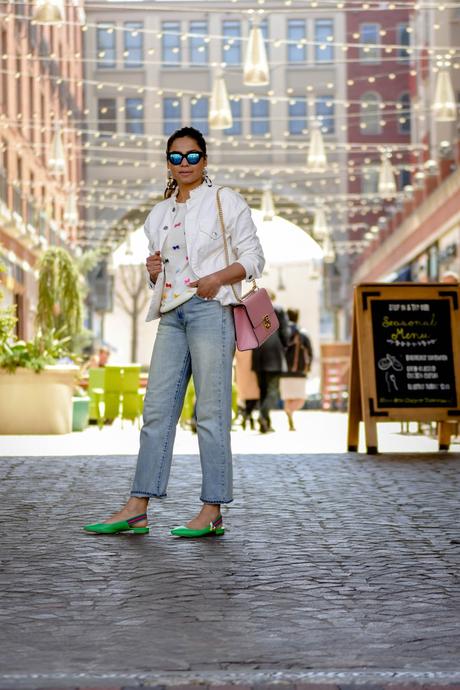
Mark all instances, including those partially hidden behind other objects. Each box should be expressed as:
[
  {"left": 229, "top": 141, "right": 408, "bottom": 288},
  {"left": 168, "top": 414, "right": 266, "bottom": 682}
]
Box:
[{"left": 347, "top": 283, "right": 460, "bottom": 453}]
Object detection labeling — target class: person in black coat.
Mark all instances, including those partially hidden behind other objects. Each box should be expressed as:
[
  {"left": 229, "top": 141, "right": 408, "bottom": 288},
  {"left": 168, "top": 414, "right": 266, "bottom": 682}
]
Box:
[{"left": 252, "top": 303, "right": 290, "bottom": 433}]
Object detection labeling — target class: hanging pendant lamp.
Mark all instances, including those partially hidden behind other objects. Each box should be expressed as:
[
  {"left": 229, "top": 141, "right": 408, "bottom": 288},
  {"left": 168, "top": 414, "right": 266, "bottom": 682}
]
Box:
[
  {"left": 32, "top": 0, "right": 64, "bottom": 24},
  {"left": 64, "top": 193, "right": 78, "bottom": 225},
  {"left": 322, "top": 234, "right": 335, "bottom": 264},
  {"left": 261, "top": 188, "right": 275, "bottom": 221},
  {"left": 48, "top": 126, "right": 66, "bottom": 174},
  {"left": 243, "top": 25, "right": 269, "bottom": 86},
  {"left": 307, "top": 123, "right": 327, "bottom": 173},
  {"left": 432, "top": 69, "right": 457, "bottom": 122},
  {"left": 313, "top": 207, "right": 329, "bottom": 240},
  {"left": 209, "top": 75, "right": 233, "bottom": 130},
  {"left": 378, "top": 154, "right": 397, "bottom": 197}
]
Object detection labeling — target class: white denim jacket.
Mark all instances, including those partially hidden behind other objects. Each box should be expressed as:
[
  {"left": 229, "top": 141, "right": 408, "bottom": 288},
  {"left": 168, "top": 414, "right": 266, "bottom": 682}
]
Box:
[{"left": 144, "top": 182, "right": 265, "bottom": 322}]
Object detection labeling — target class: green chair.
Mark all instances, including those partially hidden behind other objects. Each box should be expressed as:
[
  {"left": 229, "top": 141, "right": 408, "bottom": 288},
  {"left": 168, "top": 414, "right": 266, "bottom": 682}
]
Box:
[
  {"left": 88, "top": 368, "right": 105, "bottom": 426},
  {"left": 120, "top": 365, "right": 143, "bottom": 427},
  {"left": 103, "top": 365, "right": 123, "bottom": 423}
]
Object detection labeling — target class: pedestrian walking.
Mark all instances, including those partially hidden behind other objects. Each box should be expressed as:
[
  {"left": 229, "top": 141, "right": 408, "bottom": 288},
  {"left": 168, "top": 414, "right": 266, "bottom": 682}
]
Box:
[
  {"left": 252, "top": 299, "right": 290, "bottom": 433},
  {"left": 234, "top": 349, "right": 260, "bottom": 430},
  {"left": 84, "top": 126, "right": 265, "bottom": 538},
  {"left": 280, "top": 309, "right": 313, "bottom": 431}
]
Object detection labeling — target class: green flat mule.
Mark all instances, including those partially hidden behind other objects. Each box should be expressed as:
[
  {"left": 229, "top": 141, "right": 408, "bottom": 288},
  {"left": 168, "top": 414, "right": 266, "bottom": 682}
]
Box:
[
  {"left": 171, "top": 515, "right": 224, "bottom": 538},
  {"left": 83, "top": 512, "right": 149, "bottom": 535}
]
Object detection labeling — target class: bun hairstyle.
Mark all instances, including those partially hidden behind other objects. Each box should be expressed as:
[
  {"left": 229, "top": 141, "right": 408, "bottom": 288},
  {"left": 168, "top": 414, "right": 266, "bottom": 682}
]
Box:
[{"left": 164, "top": 126, "right": 208, "bottom": 199}]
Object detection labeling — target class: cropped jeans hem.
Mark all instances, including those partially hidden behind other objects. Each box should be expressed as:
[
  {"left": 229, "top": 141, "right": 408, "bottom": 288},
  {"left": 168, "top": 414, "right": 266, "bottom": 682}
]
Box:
[{"left": 130, "top": 491, "right": 167, "bottom": 499}]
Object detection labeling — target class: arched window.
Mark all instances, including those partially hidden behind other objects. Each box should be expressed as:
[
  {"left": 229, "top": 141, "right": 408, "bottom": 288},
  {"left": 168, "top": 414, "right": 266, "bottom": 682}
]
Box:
[
  {"left": 360, "top": 92, "right": 381, "bottom": 135},
  {"left": 399, "top": 93, "right": 411, "bottom": 134}
]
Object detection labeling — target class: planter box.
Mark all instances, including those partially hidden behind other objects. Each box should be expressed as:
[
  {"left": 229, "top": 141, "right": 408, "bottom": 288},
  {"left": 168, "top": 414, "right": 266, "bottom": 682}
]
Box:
[
  {"left": 0, "top": 365, "right": 79, "bottom": 434},
  {"left": 72, "top": 396, "right": 90, "bottom": 432}
]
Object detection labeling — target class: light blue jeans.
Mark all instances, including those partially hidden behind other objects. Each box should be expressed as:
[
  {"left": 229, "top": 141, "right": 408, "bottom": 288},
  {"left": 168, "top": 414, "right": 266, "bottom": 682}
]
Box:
[{"left": 131, "top": 295, "right": 235, "bottom": 504}]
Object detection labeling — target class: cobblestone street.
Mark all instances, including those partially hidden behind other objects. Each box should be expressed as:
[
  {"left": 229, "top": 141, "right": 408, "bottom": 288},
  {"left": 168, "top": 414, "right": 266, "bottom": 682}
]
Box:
[{"left": 1, "top": 442, "right": 459, "bottom": 688}]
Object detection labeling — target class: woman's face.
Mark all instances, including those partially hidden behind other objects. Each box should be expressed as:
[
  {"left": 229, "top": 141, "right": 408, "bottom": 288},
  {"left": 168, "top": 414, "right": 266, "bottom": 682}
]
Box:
[{"left": 167, "top": 136, "right": 207, "bottom": 187}]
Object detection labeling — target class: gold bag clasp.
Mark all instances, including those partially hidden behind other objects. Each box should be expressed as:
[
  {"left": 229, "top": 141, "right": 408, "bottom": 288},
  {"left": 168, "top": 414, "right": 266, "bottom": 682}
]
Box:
[{"left": 263, "top": 315, "right": 271, "bottom": 329}]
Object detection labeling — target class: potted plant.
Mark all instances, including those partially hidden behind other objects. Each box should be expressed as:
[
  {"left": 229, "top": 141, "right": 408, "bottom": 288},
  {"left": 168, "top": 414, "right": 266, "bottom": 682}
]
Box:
[{"left": 0, "top": 248, "right": 81, "bottom": 434}]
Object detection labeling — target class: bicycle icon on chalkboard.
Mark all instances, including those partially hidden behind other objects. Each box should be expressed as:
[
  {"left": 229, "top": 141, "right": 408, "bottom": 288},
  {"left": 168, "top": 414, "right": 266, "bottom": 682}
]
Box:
[{"left": 378, "top": 354, "right": 403, "bottom": 392}]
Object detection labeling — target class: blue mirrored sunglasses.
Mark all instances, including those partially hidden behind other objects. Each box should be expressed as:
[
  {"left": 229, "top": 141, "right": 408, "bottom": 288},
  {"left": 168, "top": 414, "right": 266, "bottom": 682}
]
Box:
[{"left": 167, "top": 151, "right": 204, "bottom": 166}]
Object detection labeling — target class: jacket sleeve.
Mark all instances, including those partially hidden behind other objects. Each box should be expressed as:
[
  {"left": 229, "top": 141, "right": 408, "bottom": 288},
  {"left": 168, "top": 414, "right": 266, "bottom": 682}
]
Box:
[
  {"left": 143, "top": 209, "right": 157, "bottom": 290},
  {"left": 224, "top": 189, "right": 265, "bottom": 283}
]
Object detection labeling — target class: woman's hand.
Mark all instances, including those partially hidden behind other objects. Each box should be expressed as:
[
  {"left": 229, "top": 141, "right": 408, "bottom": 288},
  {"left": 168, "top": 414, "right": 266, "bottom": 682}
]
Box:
[
  {"left": 189, "top": 273, "right": 223, "bottom": 299},
  {"left": 146, "top": 251, "right": 163, "bottom": 283}
]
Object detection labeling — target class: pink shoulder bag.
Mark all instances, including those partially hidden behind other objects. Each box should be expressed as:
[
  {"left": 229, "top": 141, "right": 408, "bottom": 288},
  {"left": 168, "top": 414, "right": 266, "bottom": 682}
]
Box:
[{"left": 216, "top": 187, "right": 279, "bottom": 351}]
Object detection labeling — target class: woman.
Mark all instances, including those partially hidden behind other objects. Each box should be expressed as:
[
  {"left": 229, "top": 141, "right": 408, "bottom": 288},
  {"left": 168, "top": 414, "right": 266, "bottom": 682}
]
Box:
[
  {"left": 84, "top": 127, "right": 265, "bottom": 538},
  {"left": 280, "top": 309, "right": 313, "bottom": 432},
  {"left": 234, "top": 349, "right": 260, "bottom": 431}
]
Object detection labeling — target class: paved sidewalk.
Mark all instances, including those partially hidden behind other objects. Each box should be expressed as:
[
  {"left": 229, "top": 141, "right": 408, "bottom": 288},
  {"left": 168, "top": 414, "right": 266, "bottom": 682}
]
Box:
[
  {"left": 0, "top": 449, "right": 459, "bottom": 688},
  {"left": 1, "top": 411, "right": 458, "bottom": 457}
]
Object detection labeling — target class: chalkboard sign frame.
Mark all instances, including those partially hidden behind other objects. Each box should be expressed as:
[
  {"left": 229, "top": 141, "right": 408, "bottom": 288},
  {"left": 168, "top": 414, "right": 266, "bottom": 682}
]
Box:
[{"left": 347, "top": 283, "right": 460, "bottom": 454}]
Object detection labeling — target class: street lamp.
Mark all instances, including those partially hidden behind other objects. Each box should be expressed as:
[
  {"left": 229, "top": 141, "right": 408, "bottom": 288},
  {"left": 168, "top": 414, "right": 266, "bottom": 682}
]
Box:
[
  {"left": 48, "top": 125, "right": 66, "bottom": 174},
  {"left": 432, "top": 69, "right": 457, "bottom": 122},
  {"left": 209, "top": 75, "right": 233, "bottom": 130},
  {"left": 243, "top": 25, "right": 269, "bottom": 86},
  {"left": 32, "top": 0, "right": 64, "bottom": 24}
]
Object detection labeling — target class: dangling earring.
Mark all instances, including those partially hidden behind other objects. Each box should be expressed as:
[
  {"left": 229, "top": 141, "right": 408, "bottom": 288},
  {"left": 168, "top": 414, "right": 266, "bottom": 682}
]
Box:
[
  {"left": 166, "top": 169, "right": 175, "bottom": 191},
  {"left": 203, "top": 167, "right": 213, "bottom": 187}
]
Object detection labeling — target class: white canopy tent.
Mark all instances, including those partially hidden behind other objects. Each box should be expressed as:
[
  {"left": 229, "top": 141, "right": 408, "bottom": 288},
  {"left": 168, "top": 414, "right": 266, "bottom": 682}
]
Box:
[{"left": 113, "top": 207, "right": 323, "bottom": 268}]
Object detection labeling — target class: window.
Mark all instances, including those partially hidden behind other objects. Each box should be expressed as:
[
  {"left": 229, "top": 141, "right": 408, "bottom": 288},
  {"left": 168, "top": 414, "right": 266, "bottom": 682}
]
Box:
[
  {"left": 98, "top": 98, "right": 117, "bottom": 137},
  {"left": 222, "top": 20, "right": 241, "bottom": 64},
  {"left": 288, "top": 98, "right": 307, "bottom": 135},
  {"left": 96, "top": 23, "right": 116, "bottom": 68},
  {"left": 125, "top": 98, "right": 144, "bottom": 134},
  {"left": 162, "top": 21, "right": 181, "bottom": 66},
  {"left": 163, "top": 97, "right": 181, "bottom": 135},
  {"left": 361, "top": 166, "right": 379, "bottom": 195},
  {"left": 251, "top": 99, "right": 269, "bottom": 135},
  {"left": 360, "top": 92, "right": 381, "bottom": 134},
  {"left": 189, "top": 21, "right": 208, "bottom": 64},
  {"left": 224, "top": 100, "right": 242, "bottom": 136},
  {"left": 314, "top": 19, "right": 334, "bottom": 63},
  {"left": 400, "top": 169, "right": 411, "bottom": 188},
  {"left": 287, "top": 19, "right": 306, "bottom": 63},
  {"left": 316, "top": 96, "right": 335, "bottom": 133},
  {"left": 191, "top": 97, "right": 209, "bottom": 135},
  {"left": 399, "top": 93, "right": 411, "bottom": 134},
  {"left": 397, "top": 23, "right": 410, "bottom": 61},
  {"left": 124, "top": 22, "right": 143, "bottom": 68},
  {"left": 360, "top": 23, "right": 380, "bottom": 63}
]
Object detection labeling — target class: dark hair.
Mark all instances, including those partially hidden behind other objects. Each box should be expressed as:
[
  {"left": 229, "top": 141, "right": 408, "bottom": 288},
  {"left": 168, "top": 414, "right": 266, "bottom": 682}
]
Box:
[
  {"left": 164, "top": 126, "right": 207, "bottom": 199},
  {"left": 287, "top": 308, "right": 299, "bottom": 323}
]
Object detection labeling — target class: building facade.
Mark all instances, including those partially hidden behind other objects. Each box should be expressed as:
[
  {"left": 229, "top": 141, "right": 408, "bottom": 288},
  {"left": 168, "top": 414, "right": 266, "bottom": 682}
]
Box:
[
  {"left": 0, "top": 0, "right": 85, "bottom": 338},
  {"left": 352, "top": 4, "right": 460, "bottom": 287},
  {"left": 82, "top": 0, "right": 348, "bottom": 339}
]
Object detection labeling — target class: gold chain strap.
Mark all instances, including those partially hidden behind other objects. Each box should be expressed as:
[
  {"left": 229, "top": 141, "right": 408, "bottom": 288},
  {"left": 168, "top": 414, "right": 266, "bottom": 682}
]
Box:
[{"left": 216, "top": 187, "right": 257, "bottom": 303}]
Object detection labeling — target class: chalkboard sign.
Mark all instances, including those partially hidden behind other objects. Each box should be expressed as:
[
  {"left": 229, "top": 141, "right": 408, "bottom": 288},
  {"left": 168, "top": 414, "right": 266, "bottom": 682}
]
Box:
[
  {"left": 371, "top": 299, "right": 457, "bottom": 408},
  {"left": 347, "top": 284, "right": 460, "bottom": 453}
]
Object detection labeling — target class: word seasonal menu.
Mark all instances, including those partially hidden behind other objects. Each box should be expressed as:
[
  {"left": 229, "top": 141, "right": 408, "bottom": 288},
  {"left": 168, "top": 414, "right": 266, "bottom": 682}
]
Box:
[{"left": 371, "top": 299, "right": 457, "bottom": 408}]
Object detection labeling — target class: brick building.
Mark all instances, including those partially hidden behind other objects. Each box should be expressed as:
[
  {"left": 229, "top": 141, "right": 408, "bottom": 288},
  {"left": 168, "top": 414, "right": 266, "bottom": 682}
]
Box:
[
  {"left": 352, "top": 4, "right": 460, "bottom": 289},
  {"left": 0, "top": 0, "right": 84, "bottom": 338}
]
